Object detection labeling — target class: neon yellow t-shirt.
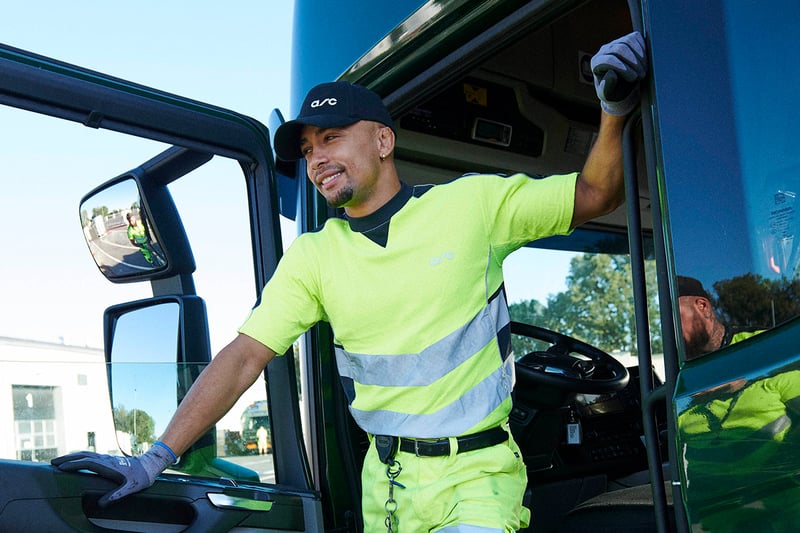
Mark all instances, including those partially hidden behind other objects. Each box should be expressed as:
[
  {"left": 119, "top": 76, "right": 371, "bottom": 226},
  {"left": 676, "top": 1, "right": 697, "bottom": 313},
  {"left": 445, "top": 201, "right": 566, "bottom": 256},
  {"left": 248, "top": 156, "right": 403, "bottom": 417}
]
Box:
[{"left": 240, "top": 172, "right": 577, "bottom": 437}]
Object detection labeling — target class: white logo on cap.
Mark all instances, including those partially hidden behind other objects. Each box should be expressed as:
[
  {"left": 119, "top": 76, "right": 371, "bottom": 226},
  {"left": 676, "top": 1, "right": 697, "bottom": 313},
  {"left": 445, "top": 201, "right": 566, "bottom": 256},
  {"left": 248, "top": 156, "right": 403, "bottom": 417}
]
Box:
[{"left": 310, "top": 97, "right": 338, "bottom": 108}]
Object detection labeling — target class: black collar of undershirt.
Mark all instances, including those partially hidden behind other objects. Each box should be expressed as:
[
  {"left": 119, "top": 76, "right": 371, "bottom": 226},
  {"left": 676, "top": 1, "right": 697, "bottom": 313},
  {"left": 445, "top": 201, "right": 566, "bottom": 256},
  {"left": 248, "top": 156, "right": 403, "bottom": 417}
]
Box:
[{"left": 345, "top": 182, "right": 413, "bottom": 247}]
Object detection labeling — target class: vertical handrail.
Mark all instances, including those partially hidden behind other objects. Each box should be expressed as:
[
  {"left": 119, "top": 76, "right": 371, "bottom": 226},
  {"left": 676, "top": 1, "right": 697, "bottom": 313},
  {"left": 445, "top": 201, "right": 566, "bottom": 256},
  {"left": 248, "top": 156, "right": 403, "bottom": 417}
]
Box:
[
  {"left": 622, "top": 112, "right": 669, "bottom": 533},
  {"left": 625, "top": 3, "right": 688, "bottom": 529}
]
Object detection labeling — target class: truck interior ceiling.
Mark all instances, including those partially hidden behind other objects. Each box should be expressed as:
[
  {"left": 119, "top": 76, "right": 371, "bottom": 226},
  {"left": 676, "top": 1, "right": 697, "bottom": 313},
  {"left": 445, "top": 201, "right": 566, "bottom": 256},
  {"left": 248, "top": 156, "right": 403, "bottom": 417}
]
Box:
[{"left": 390, "top": 1, "right": 641, "bottom": 207}]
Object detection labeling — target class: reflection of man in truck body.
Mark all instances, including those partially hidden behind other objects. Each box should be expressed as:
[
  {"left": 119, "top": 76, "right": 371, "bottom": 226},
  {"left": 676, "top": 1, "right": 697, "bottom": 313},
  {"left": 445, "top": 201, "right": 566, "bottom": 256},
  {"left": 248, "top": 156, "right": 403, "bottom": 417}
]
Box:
[
  {"left": 678, "top": 370, "right": 800, "bottom": 531},
  {"left": 677, "top": 276, "right": 800, "bottom": 530},
  {"left": 677, "top": 276, "right": 761, "bottom": 360},
  {"left": 126, "top": 212, "right": 154, "bottom": 264}
]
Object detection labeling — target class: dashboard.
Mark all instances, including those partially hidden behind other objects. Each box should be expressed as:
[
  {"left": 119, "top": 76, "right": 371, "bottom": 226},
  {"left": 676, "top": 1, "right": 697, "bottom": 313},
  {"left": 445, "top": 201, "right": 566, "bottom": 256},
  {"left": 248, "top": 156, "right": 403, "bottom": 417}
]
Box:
[{"left": 512, "top": 366, "right": 662, "bottom": 482}]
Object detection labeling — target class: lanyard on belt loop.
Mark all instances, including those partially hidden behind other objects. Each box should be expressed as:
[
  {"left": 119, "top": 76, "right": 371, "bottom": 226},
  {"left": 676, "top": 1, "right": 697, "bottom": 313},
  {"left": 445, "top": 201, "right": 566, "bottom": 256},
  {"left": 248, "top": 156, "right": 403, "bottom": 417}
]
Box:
[
  {"left": 384, "top": 460, "right": 405, "bottom": 532},
  {"left": 375, "top": 435, "right": 406, "bottom": 532}
]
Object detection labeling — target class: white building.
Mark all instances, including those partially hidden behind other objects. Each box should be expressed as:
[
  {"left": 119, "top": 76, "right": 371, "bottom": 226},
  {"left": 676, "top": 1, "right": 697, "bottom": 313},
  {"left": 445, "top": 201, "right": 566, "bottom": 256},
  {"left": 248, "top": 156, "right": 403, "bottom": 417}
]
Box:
[{"left": 0, "top": 336, "right": 118, "bottom": 462}]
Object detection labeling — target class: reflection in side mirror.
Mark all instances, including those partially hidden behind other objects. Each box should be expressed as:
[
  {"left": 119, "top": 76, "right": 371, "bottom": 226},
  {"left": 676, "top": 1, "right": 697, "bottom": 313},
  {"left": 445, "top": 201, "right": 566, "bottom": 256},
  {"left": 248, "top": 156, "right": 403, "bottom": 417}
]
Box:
[
  {"left": 106, "top": 298, "right": 261, "bottom": 482},
  {"left": 109, "top": 301, "right": 183, "bottom": 455},
  {"left": 80, "top": 177, "right": 167, "bottom": 280}
]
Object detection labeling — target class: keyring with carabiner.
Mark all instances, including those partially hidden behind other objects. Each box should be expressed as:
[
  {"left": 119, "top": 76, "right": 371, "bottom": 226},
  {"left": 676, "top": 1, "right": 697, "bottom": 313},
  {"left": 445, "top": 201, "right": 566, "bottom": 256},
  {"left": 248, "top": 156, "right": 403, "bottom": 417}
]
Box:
[{"left": 384, "top": 459, "right": 405, "bottom": 532}]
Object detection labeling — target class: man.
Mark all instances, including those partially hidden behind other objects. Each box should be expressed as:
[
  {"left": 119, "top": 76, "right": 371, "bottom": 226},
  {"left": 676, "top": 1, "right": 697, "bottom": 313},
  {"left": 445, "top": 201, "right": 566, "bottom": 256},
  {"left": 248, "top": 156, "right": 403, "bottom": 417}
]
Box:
[
  {"left": 677, "top": 276, "right": 761, "bottom": 360},
  {"left": 53, "top": 32, "right": 647, "bottom": 531},
  {"left": 126, "top": 212, "right": 155, "bottom": 265},
  {"left": 256, "top": 425, "right": 269, "bottom": 455}
]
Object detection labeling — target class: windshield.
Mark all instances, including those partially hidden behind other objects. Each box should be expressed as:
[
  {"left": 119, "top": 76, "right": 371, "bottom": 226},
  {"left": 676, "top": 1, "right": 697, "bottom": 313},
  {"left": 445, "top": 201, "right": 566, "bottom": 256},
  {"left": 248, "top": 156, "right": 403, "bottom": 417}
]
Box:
[{"left": 504, "top": 246, "right": 663, "bottom": 380}]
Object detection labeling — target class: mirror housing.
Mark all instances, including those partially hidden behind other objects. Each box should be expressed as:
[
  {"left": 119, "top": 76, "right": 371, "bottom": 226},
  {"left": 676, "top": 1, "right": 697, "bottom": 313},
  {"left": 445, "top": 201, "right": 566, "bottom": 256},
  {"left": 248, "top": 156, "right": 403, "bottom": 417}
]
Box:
[
  {"left": 80, "top": 147, "right": 207, "bottom": 284},
  {"left": 103, "top": 296, "right": 259, "bottom": 481},
  {"left": 104, "top": 296, "right": 211, "bottom": 452},
  {"left": 269, "top": 108, "right": 298, "bottom": 221},
  {"left": 80, "top": 177, "right": 168, "bottom": 280}
]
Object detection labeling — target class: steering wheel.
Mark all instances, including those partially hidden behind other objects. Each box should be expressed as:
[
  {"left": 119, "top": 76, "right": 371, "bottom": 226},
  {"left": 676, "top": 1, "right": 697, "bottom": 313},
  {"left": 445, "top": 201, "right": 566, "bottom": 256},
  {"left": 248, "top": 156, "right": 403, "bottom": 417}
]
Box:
[{"left": 511, "top": 321, "right": 629, "bottom": 394}]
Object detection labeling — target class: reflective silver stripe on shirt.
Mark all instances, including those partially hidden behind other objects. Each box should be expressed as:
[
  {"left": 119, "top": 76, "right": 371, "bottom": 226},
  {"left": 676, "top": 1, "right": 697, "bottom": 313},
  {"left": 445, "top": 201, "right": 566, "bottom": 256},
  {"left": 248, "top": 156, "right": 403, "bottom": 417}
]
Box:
[
  {"left": 436, "top": 526, "right": 505, "bottom": 533},
  {"left": 350, "top": 354, "right": 515, "bottom": 437},
  {"left": 334, "top": 291, "right": 510, "bottom": 387},
  {"left": 333, "top": 291, "right": 513, "bottom": 437},
  {"left": 757, "top": 414, "right": 791, "bottom": 439}
]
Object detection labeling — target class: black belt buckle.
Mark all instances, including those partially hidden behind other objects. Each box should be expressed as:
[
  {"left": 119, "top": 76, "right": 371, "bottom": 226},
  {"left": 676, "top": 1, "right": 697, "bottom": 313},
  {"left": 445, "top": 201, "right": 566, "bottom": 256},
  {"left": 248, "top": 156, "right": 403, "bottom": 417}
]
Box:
[{"left": 375, "top": 435, "right": 399, "bottom": 464}]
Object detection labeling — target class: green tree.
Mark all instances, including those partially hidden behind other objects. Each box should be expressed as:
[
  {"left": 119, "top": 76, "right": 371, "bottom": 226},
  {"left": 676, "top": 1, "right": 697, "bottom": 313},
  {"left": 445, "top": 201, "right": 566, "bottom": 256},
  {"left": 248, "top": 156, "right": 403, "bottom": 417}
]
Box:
[
  {"left": 91, "top": 205, "right": 109, "bottom": 218},
  {"left": 509, "top": 253, "right": 662, "bottom": 356},
  {"left": 113, "top": 405, "right": 128, "bottom": 430},
  {"left": 113, "top": 405, "right": 156, "bottom": 452},
  {"left": 558, "top": 254, "right": 634, "bottom": 352},
  {"left": 714, "top": 273, "right": 800, "bottom": 329}
]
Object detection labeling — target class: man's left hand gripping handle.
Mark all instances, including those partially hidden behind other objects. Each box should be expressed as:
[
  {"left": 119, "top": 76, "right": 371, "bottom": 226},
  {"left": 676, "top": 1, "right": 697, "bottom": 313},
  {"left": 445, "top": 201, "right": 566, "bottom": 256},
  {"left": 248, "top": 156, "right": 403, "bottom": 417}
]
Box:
[{"left": 51, "top": 441, "right": 176, "bottom": 507}]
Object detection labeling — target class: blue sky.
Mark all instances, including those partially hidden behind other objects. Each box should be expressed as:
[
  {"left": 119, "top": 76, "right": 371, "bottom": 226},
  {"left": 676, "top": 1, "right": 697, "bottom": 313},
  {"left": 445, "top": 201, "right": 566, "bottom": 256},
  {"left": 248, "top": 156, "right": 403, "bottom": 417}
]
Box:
[
  {"left": 1, "top": 2, "right": 294, "bottom": 119},
  {"left": 0, "top": 2, "right": 295, "bottom": 350}
]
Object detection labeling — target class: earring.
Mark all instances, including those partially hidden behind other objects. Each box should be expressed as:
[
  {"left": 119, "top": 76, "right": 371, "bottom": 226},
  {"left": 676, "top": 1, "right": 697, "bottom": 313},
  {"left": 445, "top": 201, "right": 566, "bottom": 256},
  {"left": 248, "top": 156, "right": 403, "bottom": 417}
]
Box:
[{"left": 380, "top": 153, "right": 386, "bottom": 161}]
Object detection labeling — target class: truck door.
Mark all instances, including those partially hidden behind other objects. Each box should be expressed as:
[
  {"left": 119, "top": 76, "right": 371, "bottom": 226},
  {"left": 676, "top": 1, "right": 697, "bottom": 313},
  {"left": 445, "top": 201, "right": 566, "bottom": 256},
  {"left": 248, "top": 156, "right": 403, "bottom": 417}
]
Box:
[
  {"left": 0, "top": 44, "right": 322, "bottom": 531},
  {"left": 644, "top": 0, "right": 800, "bottom": 529}
]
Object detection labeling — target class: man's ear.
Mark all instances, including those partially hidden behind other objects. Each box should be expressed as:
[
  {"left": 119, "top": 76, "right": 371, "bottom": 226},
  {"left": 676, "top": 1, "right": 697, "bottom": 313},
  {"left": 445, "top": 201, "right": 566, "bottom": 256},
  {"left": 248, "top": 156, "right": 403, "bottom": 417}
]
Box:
[
  {"left": 696, "top": 297, "right": 712, "bottom": 314},
  {"left": 377, "top": 126, "right": 395, "bottom": 155}
]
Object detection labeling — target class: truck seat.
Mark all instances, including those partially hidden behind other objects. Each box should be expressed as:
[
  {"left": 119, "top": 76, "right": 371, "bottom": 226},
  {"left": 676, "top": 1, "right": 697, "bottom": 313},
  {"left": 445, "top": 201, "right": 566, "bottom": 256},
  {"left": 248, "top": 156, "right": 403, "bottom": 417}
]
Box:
[{"left": 557, "top": 482, "right": 674, "bottom": 532}]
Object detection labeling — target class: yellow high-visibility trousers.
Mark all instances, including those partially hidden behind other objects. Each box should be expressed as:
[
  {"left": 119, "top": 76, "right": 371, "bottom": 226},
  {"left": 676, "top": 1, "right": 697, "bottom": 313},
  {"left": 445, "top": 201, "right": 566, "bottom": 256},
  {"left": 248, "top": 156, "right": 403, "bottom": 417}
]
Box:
[{"left": 361, "top": 429, "right": 530, "bottom": 532}]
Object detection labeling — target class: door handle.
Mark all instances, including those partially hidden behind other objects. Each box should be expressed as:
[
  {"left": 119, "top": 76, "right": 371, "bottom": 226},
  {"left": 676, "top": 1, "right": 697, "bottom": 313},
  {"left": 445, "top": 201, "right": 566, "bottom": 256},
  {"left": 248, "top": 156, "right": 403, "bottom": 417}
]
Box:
[{"left": 207, "top": 489, "right": 274, "bottom": 512}]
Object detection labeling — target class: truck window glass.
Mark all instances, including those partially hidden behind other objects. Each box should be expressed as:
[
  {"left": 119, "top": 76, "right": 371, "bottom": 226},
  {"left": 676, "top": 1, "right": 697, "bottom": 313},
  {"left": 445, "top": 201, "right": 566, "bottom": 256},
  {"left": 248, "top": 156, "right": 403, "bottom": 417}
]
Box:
[
  {"left": 0, "top": 105, "right": 280, "bottom": 484},
  {"left": 654, "top": 0, "right": 800, "bottom": 359},
  {"left": 1, "top": 108, "right": 150, "bottom": 462},
  {"left": 504, "top": 247, "right": 663, "bottom": 380}
]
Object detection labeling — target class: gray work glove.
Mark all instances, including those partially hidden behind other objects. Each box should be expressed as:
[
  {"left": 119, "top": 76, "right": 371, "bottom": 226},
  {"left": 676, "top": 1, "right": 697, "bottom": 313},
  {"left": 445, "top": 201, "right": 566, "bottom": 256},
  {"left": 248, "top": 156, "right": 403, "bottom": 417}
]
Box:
[
  {"left": 51, "top": 444, "right": 175, "bottom": 507},
  {"left": 591, "top": 31, "right": 647, "bottom": 116}
]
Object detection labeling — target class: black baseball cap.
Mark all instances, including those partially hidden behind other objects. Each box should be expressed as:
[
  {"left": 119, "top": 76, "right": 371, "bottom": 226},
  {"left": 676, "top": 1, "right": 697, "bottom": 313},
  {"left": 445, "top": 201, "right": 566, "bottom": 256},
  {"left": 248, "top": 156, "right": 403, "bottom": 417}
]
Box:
[
  {"left": 274, "top": 81, "right": 395, "bottom": 161},
  {"left": 677, "top": 276, "right": 710, "bottom": 299}
]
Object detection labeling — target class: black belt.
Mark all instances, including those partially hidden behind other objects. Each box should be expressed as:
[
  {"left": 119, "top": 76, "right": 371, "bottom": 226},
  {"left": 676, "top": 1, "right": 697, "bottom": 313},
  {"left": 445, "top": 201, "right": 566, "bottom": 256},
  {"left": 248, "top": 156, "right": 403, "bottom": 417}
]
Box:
[{"left": 397, "top": 426, "right": 508, "bottom": 457}]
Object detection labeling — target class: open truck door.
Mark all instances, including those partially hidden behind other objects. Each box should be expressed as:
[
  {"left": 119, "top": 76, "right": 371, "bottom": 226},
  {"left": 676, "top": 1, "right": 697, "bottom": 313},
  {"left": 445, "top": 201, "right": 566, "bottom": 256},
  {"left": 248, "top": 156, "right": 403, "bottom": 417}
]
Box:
[{"left": 0, "top": 44, "right": 322, "bottom": 531}]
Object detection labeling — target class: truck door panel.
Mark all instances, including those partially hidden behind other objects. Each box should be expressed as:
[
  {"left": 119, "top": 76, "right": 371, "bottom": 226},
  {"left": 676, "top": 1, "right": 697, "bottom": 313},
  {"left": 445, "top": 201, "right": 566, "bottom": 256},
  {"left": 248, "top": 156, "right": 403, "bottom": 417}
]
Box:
[
  {"left": 647, "top": 0, "right": 800, "bottom": 527},
  {"left": 0, "top": 42, "right": 321, "bottom": 531}
]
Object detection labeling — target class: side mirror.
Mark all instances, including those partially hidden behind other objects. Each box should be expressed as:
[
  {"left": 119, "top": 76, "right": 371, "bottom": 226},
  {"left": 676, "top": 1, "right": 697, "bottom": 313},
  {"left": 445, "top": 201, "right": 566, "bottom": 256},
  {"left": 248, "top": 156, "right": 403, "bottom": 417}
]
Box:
[
  {"left": 104, "top": 296, "right": 259, "bottom": 481},
  {"left": 105, "top": 296, "right": 210, "bottom": 457},
  {"left": 107, "top": 300, "right": 182, "bottom": 454},
  {"left": 80, "top": 147, "right": 209, "bottom": 284},
  {"left": 80, "top": 177, "right": 167, "bottom": 281}
]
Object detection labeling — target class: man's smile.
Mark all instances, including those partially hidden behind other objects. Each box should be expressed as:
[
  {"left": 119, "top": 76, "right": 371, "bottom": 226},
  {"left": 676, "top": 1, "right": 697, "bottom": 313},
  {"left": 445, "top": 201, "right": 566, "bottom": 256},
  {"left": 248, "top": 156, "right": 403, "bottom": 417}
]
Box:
[
  {"left": 320, "top": 172, "right": 341, "bottom": 187},
  {"left": 314, "top": 165, "right": 345, "bottom": 189}
]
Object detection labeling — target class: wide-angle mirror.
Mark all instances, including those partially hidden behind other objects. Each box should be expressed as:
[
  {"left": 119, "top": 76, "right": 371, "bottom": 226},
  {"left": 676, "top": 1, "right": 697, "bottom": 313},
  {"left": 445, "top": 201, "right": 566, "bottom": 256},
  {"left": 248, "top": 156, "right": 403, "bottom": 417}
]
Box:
[{"left": 80, "top": 177, "right": 166, "bottom": 280}]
